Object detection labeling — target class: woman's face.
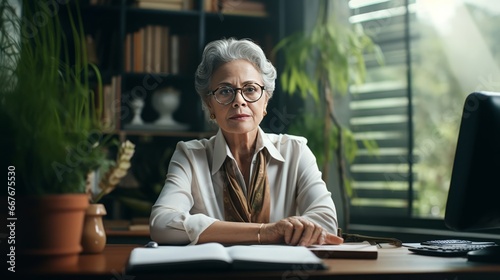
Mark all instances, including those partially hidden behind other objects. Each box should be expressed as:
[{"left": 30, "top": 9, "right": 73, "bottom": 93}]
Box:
[{"left": 208, "top": 59, "right": 268, "bottom": 136}]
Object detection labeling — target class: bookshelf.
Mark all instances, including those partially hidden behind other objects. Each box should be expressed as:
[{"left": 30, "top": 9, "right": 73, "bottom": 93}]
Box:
[
  {"left": 83, "top": 0, "right": 282, "bottom": 135},
  {"left": 78, "top": 0, "right": 284, "bottom": 221}
]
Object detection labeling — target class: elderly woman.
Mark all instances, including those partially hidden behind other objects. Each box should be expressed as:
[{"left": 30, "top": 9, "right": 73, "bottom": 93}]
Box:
[{"left": 150, "top": 38, "right": 343, "bottom": 247}]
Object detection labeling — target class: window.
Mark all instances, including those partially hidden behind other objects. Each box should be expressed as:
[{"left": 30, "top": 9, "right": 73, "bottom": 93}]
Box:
[
  {"left": 348, "top": 0, "right": 500, "bottom": 223},
  {"left": 0, "top": 0, "right": 22, "bottom": 85}
]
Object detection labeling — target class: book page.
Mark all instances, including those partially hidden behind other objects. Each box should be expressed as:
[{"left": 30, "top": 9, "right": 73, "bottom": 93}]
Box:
[
  {"left": 128, "top": 242, "right": 232, "bottom": 267},
  {"left": 227, "top": 245, "right": 325, "bottom": 269}
]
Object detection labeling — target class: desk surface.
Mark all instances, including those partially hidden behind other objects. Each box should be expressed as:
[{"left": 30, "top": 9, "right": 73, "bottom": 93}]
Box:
[{"left": 15, "top": 244, "right": 500, "bottom": 280}]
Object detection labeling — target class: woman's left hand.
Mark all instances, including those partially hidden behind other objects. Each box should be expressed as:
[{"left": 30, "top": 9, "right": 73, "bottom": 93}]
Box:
[{"left": 261, "top": 216, "right": 343, "bottom": 247}]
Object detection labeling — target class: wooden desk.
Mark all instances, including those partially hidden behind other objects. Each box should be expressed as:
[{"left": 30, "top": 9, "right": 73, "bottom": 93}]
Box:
[{"left": 14, "top": 244, "right": 500, "bottom": 280}]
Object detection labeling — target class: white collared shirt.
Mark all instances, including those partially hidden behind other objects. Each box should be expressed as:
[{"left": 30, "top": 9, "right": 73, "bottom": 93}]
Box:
[{"left": 150, "top": 127, "right": 338, "bottom": 244}]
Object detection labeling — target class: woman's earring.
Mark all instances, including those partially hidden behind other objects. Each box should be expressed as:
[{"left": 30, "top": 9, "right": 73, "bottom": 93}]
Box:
[{"left": 210, "top": 113, "right": 216, "bottom": 119}]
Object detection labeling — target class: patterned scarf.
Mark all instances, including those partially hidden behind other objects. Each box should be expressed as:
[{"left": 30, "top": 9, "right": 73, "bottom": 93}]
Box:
[{"left": 223, "top": 150, "right": 270, "bottom": 223}]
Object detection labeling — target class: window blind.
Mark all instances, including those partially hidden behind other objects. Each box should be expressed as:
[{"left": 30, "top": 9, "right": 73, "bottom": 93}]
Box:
[{"left": 348, "top": 0, "right": 417, "bottom": 217}]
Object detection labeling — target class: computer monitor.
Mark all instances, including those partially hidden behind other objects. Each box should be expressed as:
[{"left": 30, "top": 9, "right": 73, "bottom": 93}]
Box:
[{"left": 444, "top": 91, "right": 500, "bottom": 262}]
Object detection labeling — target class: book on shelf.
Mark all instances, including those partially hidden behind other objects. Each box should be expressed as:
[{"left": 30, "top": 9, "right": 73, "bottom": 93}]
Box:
[
  {"left": 204, "top": 0, "right": 215, "bottom": 12},
  {"left": 132, "top": 29, "right": 144, "bottom": 72},
  {"left": 152, "top": 25, "right": 170, "bottom": 73},
  {"left": 169, "top": 34, "right": 179, "bottom": 74},
  {"left": 308, "top": 242, "right": 378, "bottom": 259},
  {"left": 144, "top": 25, "right": 154, "bottom": 72},
  {"left": 112, "top": 75, "right": 122, "bottom": 131},
  {"left": 126, "top": 242, "right": 327, "bottom": 273},
  {"left": 102, "top": 83, "right": 114, "bottom": 131},
  {"left": 124, "top": 33, "right": 132, "bottom": 72},
  {"left": 101, "top": 75, "right": 122, "bottom": 132},
  {"left": 169, "top": 33, "right": 196, "bottom": 75},
  {"left": 159, "top": 26, "right": 170, "bottom": 74}
]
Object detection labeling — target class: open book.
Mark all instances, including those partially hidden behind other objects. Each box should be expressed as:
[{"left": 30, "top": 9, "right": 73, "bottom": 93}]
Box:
[{"left": 126, "top": 242, "right": 327, "bottom": 273}]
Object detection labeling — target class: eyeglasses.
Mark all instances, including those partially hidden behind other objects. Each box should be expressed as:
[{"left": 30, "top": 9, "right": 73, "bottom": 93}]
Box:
[
  {"left": 338, "top": 228, "right": 402, "bottom": 247},
  {"left": 208, "top": 83, "right": 265, "bottom": 105}
]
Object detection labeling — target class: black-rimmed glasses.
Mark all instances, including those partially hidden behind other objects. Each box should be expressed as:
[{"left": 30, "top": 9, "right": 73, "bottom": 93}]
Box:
[{"left": 208, "top": 83, "right": 265, "bottom": 105}]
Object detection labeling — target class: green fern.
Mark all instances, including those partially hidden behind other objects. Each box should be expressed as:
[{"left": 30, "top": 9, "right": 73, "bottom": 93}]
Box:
[{"left": 0, "top": 0, "right": 109, "bottom": 195}]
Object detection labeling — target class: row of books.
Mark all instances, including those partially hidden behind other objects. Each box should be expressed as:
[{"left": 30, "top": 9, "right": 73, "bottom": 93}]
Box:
[
  {"left": 134, "top": 0, "right": 195, "bottom": 11},
  {"left": 135, "top": 0, "right": 267, "bottom": 15},
  {"left": 90, "top": 0, "right": 267, "bottom": 16},
  {"left": 204, "top": 0, "right": 267, "bottom": 17},
  {"left": 124, "top": 25, "right": 193, "bottom": 75},
  {"left": 90, "top": 0, "right": 193, "bottom": 10}
]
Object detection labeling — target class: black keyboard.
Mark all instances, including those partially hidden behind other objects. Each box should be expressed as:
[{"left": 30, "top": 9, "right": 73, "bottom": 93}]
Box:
[
  {"left": 420, "top": 239, "right": 472, "bottom": 246},
  {"left": 409, "top": 244, "right": 498, "bottom": 257}
]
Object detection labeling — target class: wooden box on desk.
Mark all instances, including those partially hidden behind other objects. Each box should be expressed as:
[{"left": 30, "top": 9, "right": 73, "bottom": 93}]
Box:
[
  {"left": 104, "top": 219, "right": 150, "bottom": 244},
  {"left": 309, "top": 242, "right": 379, "bottom": 259}
]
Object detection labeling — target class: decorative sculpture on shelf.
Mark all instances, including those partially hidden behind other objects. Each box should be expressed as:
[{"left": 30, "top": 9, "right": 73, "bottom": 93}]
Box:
[
  {"left": 124, "top": 87, "right": 189, "bottom": 131},
  {"left": 130, "top": 97, "right": 145, "bottom": 125}
]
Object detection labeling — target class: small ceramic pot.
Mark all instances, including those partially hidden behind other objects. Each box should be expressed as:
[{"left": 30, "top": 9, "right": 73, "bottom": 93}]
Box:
[{"left": 81, "top": 203, "right": 107, "bottom": 254}]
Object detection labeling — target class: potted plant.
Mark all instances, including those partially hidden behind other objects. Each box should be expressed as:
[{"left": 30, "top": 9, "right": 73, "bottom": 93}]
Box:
[
  {"left": 0, "top": 0, "right": 111, "bottom": 266},
  {"left": 273, "top": 0, "right": 383, "bottom": 229}
]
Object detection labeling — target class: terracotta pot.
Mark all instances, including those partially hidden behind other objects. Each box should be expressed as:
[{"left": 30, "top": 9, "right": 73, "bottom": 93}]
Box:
[
  {"left": 17, "top": 194, "right": 88, "bottom": 268},
  {"left": 81, "top": 203, "right": 107, "bottom": 254}
]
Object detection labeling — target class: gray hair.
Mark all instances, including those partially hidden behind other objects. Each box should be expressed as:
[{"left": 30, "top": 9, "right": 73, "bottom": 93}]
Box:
[{"left": 194, "top": 38, "right": 277, "bottom": 110}]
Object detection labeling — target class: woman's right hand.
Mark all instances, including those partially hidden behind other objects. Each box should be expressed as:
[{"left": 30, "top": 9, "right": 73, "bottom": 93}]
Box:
[{"left": 260, "top": 216, "right": 343, "bottom": 247}]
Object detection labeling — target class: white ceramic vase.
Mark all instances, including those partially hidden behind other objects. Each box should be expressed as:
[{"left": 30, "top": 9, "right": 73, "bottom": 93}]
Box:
[{"left": 152, "top": 87, "right": 183, "bottom": 127}]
